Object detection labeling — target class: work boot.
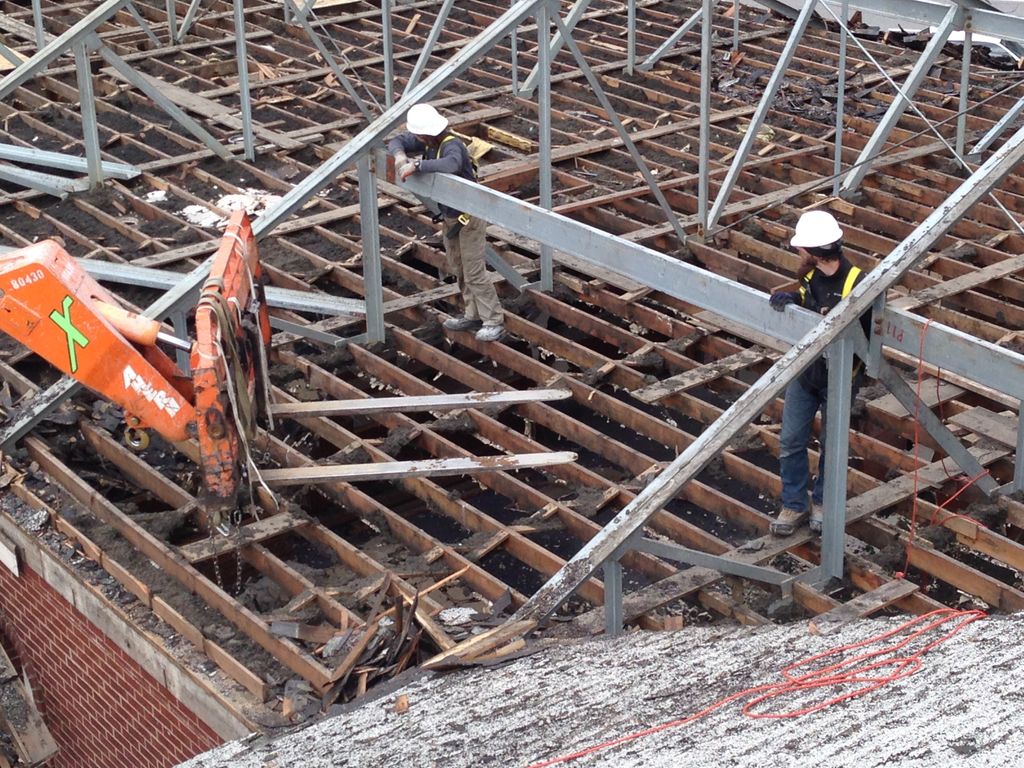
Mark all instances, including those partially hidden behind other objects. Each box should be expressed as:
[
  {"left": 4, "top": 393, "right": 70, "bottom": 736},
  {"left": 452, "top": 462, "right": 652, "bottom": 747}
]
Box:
[
  {"left": 475, "top": 323, "right": 505, "bottom": 342},
  {"left": 443, "top": 315, "right": 482, "bottom": 332},
  {"left": 770, "top": 507, "right": 808, "bottom": 536},
  {"left": 809, "top": 503, "right": 824, "bottom": 534}
]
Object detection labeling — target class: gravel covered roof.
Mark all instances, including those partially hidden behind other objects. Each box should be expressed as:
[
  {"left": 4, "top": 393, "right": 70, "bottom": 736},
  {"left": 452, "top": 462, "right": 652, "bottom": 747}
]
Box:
[{"left": 179, "top": 613, "right": 1024, "bottom": 768}]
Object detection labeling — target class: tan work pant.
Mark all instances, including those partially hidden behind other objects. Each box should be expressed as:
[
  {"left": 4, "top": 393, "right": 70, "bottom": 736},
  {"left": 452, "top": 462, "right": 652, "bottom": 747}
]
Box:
[{"left": 443, "top": 216, "right": 503, "bottom": 326}]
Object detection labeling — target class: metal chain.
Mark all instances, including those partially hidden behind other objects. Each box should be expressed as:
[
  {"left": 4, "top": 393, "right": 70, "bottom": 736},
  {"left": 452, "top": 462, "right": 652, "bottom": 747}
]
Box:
[{"left": 210, "top": 525, "right": 225, "bottom": 592}]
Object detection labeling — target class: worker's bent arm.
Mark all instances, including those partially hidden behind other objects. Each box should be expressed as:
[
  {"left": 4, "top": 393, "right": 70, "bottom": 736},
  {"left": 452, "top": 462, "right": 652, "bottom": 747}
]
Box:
[{"left": 387, "top": 132, "right": 424, "bottom": 161}]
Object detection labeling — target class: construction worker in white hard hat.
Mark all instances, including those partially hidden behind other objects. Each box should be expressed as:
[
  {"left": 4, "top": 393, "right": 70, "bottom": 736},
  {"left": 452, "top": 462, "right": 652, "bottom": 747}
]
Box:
[
  {"left": 387, "top": 103, "right": 505, "bottom": 343},
  {"left": 767, "top": 210, "right": 868, "bottom": 536}
]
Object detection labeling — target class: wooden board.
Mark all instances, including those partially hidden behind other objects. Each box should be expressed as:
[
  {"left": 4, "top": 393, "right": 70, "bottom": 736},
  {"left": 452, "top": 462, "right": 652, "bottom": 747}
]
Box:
[
  {"left": 870, "top": 380, "right": 965, "bottom": 417},
  {"left": 270, "top": 388, "right": 571, "bottom": 418},
  {"left": 949, "top": 406, "right": 1019, "bottom": 448},
  {"left": 102, "top": 67, "right": 304, "bottom": 150},
  {"left": 0, "top": 44, "right": 27, "bottom": 74},
  {"left": 178, "top": 512, "right": 310, "bottom": 563},
  {"left": 891, "top": 253, "right": 1024, "bottom": 311},
  {"left": 259, "top": 451, "right": 577, "bottom": 486},
  {"left": 808, "top": 579, "right": 920, "bottom": 635},
  {"left": 633, "top": 348, "right": 769, "bottom": 403},
  {"left": 0, "top": 644, "right": 58, "bottom": 766}
]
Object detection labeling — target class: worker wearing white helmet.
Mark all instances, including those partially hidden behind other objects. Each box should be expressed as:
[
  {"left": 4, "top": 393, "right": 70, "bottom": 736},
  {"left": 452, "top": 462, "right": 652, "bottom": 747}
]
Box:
[
  {"left": 768, "top": 210, "right": 868, "bottom": 536},
  {"left": 387, "top": 103, "right": 505, "bottom": 343}
]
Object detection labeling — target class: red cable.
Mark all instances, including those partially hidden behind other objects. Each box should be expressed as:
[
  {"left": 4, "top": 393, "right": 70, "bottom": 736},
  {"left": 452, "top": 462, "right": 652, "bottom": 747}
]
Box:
[
  {"left": 901, "top": 319, "right": 932, "bottom": 576},
  {"left": 901, "top": 320, "right": 990, "bottom": 576},
  {"left": 525, "top": 609, "right": 985, "bottom": 767},
  {"left": 530, "top": 322, "right": 993, "bottom": 768}
]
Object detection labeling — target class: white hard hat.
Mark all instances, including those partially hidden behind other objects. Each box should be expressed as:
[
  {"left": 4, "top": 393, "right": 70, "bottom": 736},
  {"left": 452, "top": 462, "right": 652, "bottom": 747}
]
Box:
[
  {"left": 406, "top": 103, "right": 448, "bottom": 136},
  {"left": 790, "top": 210, "right": 844, "bottom": 249}
]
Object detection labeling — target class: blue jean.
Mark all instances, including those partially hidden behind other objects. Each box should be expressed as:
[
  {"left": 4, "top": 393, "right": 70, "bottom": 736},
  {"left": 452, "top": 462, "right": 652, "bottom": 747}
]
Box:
[{"left": 779, "top": 377, "right": 826, "bottom": 513}]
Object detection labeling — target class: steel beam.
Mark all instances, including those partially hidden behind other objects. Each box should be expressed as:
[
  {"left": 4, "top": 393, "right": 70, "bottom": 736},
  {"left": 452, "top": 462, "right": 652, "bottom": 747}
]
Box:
[
  {"left": 0, "top": 163, "right": 87, "bottom": 197},
  {"left": 74, "top": 42, "right": 102, "bottom": 189},
  {"left": 0, "top": 143, "right": 139, "bottom": 179},
  {"left": 537, "top": 1, "right": 554, "bottom": 291},
  {"left": 832, "top": 0, "right": 849, "bottom": 197},
  {"left": 484, "top": 246, "right": 528, "bottom": 291},
  {"left": 880, "top": 309, "right": 1024, "bottom": 402},
  {"left": 956, "top": 20, "right": 971, "bottom": 157},
  {"left": 282, "top": 0, "right": 373, "bottom": 122},
  {"left": 0, "top": 0, "right": 131, "bottom": 101},
  {"left": 820, "top": 0, "right": 952, "bottom": 29},
  {"left": 638, "top": 8, "right": 700, "bottom": 72},
  {"left": 233, "top": 0, "right": 255, "bottom": 161},
  {"left": 95, "top": 41, "right": 232, "bottom": 161},
  {"left": 80, "top": 258, "right": 366, "bottom": 316},
  {"left": 841, "top": 4, "right": 957, "bottom": 194},
  {"left": 0, "top": 42, "right": 24, "bottom": 70},
  {"left": 707, "top": 0, "right": 817, "bottom": 233},
  {"left": 177, "top": 0, "right": 205, "bottom": 42},
  {"left": 358, "top": 157, "right": 385, "bottom": 342},
  {"left": 603, "top": 559, "right": 623, "bottom": 636},
  {"left": 631, "top": 537, "right": 793, "bottom": 585},
  {"left": 513, "top": 116, "right": 1024, "bottom": 622},
  {"left": 404, "top": 170, "right": 815, "bottom": 344},
  {"left": 970, "top": 99, "right": 1024, "bottom": 158},
  {"left": 30, "top": 0, "right": 44, "bottom": 48},
  {"left": 875, "top": 359, "right": 998, "bottom": 495},
  {"left": 254, "top": 0, "right": 549, "bottom": 238},
  {"left": 269, "top": 317, "right": 358, "bottom": 347},
  {"left": 406, "top": 171, "right": 1024, "bottom": 393},
  {"left": 510, "top": 0, "right": 519, "bottom": 96},
  {"left": 821, "top": 332, "right": 854, "bottom": 579},
  {"left": 626, "top": 0, "right": 635, "bottom": 74},
  {"left": 383, "top": 0, "right": 394, "bottom": 108},
  {"left": 520, "top": 0, "right": 593, "bottom": 95},
  {"left": 125, "top": 2, "right": 161, "bottom": 47},
  {"left": 406, "top": 0, "right": 457, "bottom": 91},
  {"left": 553, "top": 13, "right": 690, "bottom": 248},
  {"left": 697, "top": 0, "right": 711, "bottom": 233},
  {"left": 165, "top": 0, "right": 178, "bottom": 42}
]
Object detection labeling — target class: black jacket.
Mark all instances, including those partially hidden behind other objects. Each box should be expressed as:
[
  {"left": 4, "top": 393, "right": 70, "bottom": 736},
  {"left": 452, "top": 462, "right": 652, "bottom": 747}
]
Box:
[
  {"left": 386, "top": 131, "right": 476, "bottom": 220},
  {"left": 794, "top": 256, "right": 867, "bottom": 392}
]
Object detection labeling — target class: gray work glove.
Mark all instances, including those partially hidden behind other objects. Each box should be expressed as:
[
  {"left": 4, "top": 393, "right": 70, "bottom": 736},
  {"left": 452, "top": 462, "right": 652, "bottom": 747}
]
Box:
[{"left": 769, "top": 291, "right": 798, "bottom": 311}]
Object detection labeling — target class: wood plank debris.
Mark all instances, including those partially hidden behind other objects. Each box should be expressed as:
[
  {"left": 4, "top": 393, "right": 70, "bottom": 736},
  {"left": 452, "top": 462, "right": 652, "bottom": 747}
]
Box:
[
  {"left": 949, "top": 407, "right": 1018, "bottom": 448},
  {"left": 270, "top": 388, "right": 571, "bottom": 418},
  {"left": 178, "top": 511, "right": 311, "bottom": 563},
  {"left": 0, "top": 641, "right": 58, "bottom": 767},
  {"left": 258, "top": 452, "right": 578, "bottom": 486},
  {"left": 808, "top": 579, "right": 920, "bottom": 635},
  {"left": 633, "top": 348, "right": 770, "bottom": 403}
]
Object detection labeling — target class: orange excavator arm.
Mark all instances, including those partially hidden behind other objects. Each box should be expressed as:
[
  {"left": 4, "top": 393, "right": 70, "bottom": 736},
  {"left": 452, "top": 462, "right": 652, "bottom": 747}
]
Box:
[{"left": 0, "top": 211, "right": 271, "bottom": 524}]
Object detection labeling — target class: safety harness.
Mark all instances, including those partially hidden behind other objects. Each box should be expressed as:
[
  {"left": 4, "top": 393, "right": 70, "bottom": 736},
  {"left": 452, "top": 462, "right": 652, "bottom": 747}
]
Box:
[{"left": 797, "top": 264, "right": 861, "bottom": 305}]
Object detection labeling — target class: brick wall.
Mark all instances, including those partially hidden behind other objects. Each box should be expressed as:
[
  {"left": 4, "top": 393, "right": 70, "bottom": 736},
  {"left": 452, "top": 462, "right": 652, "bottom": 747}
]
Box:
[{"left": 0, "top": 563, "right": 222, "bottom": 768}]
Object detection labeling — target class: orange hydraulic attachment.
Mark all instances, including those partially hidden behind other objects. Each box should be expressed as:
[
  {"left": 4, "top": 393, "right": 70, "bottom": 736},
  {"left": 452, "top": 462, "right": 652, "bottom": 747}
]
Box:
[{"left": 0, "top": 211, "right": 272, "bottom": 522}]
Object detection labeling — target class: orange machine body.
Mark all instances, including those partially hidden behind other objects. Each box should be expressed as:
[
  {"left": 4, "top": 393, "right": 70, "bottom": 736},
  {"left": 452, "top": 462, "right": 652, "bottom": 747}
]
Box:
[
  {"left": 190, "top": 211, "right": 271, "bottom": 515},
  {"left": 0, "top": 241, "right": 195, "bottom": 440},
  {"left": 0, "top": 210, "right": 271, "bottom": 521}
]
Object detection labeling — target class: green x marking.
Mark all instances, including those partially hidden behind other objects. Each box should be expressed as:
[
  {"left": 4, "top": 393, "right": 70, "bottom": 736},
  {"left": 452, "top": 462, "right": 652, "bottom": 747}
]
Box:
[{"left": 49, "top": 296, "right": 89, "bottom": 373}]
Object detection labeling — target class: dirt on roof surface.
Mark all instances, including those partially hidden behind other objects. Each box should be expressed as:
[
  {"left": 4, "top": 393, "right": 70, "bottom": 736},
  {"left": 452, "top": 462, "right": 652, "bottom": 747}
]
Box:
[{"left": 178, "top": 612, "right": 1024, "bottom": 768}]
